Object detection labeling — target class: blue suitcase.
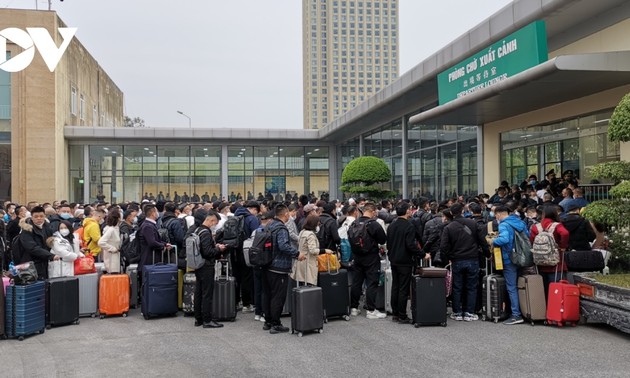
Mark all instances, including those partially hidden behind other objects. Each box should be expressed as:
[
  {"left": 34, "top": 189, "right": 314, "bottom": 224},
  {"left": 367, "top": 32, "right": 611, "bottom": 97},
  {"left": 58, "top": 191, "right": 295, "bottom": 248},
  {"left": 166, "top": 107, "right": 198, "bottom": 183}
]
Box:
[
  {"left": 5, "top": 281, "right": 46, "bottom": 340},
  {"left": 142, "top": 250, "right": 178, "bottom": 319}
]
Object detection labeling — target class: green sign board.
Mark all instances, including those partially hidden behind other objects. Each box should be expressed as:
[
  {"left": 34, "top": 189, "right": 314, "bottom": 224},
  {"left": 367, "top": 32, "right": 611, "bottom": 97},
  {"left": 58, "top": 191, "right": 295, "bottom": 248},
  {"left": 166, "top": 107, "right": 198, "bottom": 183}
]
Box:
[{"left": 437, "top": 20, "right": 548, "bottom": 105}]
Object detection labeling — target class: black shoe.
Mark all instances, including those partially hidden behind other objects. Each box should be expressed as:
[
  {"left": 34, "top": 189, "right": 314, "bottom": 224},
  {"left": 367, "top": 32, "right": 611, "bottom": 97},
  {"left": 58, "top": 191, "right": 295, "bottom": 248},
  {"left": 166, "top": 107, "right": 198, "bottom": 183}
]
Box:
[
  {"left": 269, "top": 325, "right": 289, "bottom": 334},
  {"left": 203, "top": 321, "right": 224, "bottom": 329},
  {"left": 397, "top": 317, "right": 411, "bottom": 324},
  {"left": 194, "top": 320, "right": 203, "bottom": 327},
  {"left": 263, "top": 322, "right": 272, "bottom": 331},
  {"left": 391, "top": 316, "right": 400, "bottom": 323}
]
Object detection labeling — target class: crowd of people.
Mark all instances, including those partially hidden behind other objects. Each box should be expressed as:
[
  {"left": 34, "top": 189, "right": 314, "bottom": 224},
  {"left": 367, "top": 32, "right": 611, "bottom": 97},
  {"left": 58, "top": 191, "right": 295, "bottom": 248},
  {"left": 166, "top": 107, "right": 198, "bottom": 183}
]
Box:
[{"left": 2, "top": 168, "right": 607, "bottom": 331}]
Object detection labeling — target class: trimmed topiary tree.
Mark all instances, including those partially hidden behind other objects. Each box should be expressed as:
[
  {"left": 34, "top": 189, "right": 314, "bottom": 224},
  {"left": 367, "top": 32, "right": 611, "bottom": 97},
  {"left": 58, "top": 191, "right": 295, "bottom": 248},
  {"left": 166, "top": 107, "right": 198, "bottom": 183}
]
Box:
[
  {"left": 341, "top": 156, "right": 392, "bottom": 199},
  {"left": 584, "top": 91, "right": 630, "bottom": 272}
]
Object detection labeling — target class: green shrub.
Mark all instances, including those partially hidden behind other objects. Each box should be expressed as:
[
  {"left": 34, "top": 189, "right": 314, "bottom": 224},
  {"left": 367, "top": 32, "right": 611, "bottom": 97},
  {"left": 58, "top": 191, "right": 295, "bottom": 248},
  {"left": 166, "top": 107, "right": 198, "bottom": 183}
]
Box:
[
  {"left": 608, "top": 92, "right": 630, "bottom": 143},
  {"left": 610, "top": 180, "right": 630, "bottom": 199},
  {"left": 341, "top": 156, "right": 391, "bottom": 199},
  {"left": 589, "top": 161, "right": 630, "bottom": 184}
]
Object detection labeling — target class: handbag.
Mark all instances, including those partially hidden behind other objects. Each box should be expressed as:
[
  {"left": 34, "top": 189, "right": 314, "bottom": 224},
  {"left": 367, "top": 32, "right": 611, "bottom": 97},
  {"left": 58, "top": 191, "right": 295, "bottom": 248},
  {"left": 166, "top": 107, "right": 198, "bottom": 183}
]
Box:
[
  {"left": 317, "top": 253, "right": 340, "bottom": 273},
  {"left": 74, "top": 253, "right": 96, "bottom": 275},
  {"left": 48, "top": 259, "right": 64, "bottom": 279}
]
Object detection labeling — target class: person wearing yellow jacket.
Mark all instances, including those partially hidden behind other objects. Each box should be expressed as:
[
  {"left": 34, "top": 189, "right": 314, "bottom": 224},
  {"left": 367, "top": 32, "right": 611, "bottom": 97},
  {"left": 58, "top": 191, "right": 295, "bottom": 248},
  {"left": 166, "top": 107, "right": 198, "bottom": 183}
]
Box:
[{"left": 83, "top": 208, "right": 104, "bottom": 257}]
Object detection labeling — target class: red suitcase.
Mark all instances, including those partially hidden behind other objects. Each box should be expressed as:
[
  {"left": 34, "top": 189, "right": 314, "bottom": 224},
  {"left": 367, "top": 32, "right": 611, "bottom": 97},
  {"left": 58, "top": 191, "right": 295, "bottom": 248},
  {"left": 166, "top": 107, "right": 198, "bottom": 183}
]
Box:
[
  {"left": 99, "top": 274, "right": 130, "bottom": 318},
  {"left": 546, "top": 280, "right": 580, "bottom": 327}
]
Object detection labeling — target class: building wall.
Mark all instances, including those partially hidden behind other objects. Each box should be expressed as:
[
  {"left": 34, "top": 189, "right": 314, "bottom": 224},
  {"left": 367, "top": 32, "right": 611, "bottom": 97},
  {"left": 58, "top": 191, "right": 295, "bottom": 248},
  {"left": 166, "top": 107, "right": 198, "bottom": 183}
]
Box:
[{"left": 2, "top": 9, "right": 123, "bottom": 203}]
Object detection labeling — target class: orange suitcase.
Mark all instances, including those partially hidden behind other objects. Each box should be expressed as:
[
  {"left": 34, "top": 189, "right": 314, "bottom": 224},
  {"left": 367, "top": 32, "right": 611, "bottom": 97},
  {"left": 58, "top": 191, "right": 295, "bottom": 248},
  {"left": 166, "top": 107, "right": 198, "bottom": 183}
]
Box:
[{"left": 99, "top": 274, "right": 130, "bottom": 318}]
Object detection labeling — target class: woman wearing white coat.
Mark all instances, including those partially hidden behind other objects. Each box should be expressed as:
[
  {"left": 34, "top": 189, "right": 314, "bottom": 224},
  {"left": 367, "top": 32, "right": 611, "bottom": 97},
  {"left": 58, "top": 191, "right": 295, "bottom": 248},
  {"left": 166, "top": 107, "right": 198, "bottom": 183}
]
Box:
[
  {"left": 46, "top": 220, "right": 84, "bottom": 278},
  {"left": 98, "top": 210, "right": 122, "bottom": 273},
  {"left": 291, "top": 214, "right": 333, "bottom": 286}
]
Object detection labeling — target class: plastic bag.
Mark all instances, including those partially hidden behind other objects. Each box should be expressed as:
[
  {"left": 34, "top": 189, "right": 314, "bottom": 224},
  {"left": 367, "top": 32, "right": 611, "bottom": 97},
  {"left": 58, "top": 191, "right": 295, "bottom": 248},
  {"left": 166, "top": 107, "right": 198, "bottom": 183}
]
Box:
[
  {"left": 74, "top": 253, "right": 96, "bottom": 275},
  {"left": 12, "top": 261, "right": 38, "bottom": 285},
  {"left": 317, "top": 253, "right": 340, "bottom": 272}
]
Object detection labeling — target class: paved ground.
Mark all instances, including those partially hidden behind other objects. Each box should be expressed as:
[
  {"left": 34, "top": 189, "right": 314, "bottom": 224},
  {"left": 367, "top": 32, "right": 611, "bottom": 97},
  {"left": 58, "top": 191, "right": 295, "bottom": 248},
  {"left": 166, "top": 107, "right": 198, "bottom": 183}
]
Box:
[{"left": 1, "top": 305, "right": 629, "bottom": 378}]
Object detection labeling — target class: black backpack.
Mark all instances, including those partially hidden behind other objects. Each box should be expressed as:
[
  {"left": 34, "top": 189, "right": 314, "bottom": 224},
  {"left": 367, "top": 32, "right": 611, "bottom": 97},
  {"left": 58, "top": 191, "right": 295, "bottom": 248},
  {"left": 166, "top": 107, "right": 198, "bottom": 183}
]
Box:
[
  {"left": 11, "top": 235, "right": 23, "bottom": 263},
  {"left": 120, "top": 231, "right": 141, "bottom": 265},
  {"left": 348, "top": 219, "right": 376, "bottom": 255},
  {"left": 219, "top": 215, "right": 246, "bottom": 249},
  {"left": 248, "top": 226, "right": 276, "bottom": 268}
]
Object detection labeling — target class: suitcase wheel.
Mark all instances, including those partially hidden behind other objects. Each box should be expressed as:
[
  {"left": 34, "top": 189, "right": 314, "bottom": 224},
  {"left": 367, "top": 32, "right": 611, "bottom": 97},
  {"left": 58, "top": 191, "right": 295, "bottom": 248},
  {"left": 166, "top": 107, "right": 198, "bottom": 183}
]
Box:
[
  {"left": 441, "top": 322, "right": 447, "bottom": 327},
  {"left": 343, "top": 315, "right": 350, "bottom": 321},
  {"left": 414, "top": 323, "right": 420, "bottom": 328},
  {"left": 40, "top": 329, "right": 45, "bottom": 334},
  {"left": 318, "top": 328, "right": 323, "bottom": 334},
  {"left": 91, "top": 313, "right": 97, "bottom": 318},
  {"left": 481, "top": 315, "right": 487, "bottom": 321},
  {"left": 297, "top": 332, "right": 303, "bottom": 338},
  {"left": 0, "top": 335, "right": 7, "bottom": 340},
  {"left": 46, "top": 325, "right": 52, "bottom": 330},
  {"left": 324, "top": 318, "right": 328, "bottom": 324},
  {"left": 74, "top": 319, "right": 80, "bottom": 325},
  {"left": 544, "top": 320, "right": 549, "bottom": 326},
  {"left": 100, "top": 315, "right": 105, "bottom": 319},
  {"left": 18, "top": 336, "right": 24, "bottom": 341},
  {"left": 122, "top": 312, "right": 128, "bottom": 318}
]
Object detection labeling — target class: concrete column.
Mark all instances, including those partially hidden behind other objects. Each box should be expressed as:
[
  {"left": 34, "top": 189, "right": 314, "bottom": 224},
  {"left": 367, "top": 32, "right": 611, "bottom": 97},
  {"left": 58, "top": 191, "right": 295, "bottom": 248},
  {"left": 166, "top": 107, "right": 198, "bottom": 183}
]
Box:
[
  {"left": 328, "top": 144, "right": 338, "bottom": 200},
  {"left": 359, "top": 134, "right": 364, "bottom": 157},
  {"left": 83, "top": 144, "right": 90, "bottom": 203},
  {"left": 221, "top": 145, "right": 228, "bottom": 200},
  {"left": 477, "top": 126, "right": 484, "bottom": 195},
  {"left": 401, "top": 116, "right": 408, "bottom": 199}
]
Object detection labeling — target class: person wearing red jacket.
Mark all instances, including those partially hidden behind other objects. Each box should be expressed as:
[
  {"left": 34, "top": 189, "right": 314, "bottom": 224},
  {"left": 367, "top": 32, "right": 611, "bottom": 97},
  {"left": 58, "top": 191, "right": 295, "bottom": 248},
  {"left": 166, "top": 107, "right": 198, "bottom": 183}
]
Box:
[{"left": 529, "top": 205, "right": 569, "bottom": 297}]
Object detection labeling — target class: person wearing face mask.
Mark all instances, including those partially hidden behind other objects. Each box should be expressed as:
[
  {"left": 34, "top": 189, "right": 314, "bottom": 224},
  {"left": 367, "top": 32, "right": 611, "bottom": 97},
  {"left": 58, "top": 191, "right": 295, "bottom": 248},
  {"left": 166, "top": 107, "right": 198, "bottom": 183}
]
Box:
[
  {"left": 286, "top": 204, "right": 299, "bottom": 250},
  {"left": 83, "top": 208, "right": 105, "bottom": 259},
  {"left": 138, "top": 205, "right": 172, "bottom": 275},
  {"left": 16, "top": 206, "right": 60, "bottom": 279},
  {"left": 47, "top": 220, "right": 84, "bottom": 277},
  {"left": 7, "top": 205, "right": 27, "bottom": 244},
  {"left": 48, "top": 203, "right": 76, "bottom": 232},
  {"left": 98, "top": 211, "right": 122, "bottom": 273}
]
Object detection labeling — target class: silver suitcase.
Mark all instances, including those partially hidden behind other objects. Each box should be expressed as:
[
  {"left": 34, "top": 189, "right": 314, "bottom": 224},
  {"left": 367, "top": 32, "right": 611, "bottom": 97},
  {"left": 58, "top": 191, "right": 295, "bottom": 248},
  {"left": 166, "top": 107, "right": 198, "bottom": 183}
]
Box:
[
  {"left": 78, "top": 273, "right": 99, "bottom": 317},
  {"left": 127, "top": 264, "right": 139, "bottom": 309}
]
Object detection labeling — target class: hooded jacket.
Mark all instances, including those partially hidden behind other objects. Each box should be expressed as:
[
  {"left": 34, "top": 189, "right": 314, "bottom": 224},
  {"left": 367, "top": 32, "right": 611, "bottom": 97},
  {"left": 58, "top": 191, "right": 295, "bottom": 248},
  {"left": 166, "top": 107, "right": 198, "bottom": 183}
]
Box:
[
  {"left": 17, "top": 218, "right": 54, "bottom": 279},
  {"left": 234, "top": 207, "right": 261, "bottom": 238},
  {"left": 440, "top": 216, "right": 488, "bottom": 262},
  {"left": 82, "top": 217, "right": 102, "bottom": 255},
  {"left": 317, "top": 212, "right": 341, "bottom": 251},
  {"left": 387, "top": 217, "right": 422, "bottom": 266},
  {"left": 562, "top": 214, "right": 596, "bottom": 251},
  {"left": 48, "top": 231, "right": 82, "bottom": 277},
  {"left": 492, "top": 214, "right": 529, "bottom": 266}
]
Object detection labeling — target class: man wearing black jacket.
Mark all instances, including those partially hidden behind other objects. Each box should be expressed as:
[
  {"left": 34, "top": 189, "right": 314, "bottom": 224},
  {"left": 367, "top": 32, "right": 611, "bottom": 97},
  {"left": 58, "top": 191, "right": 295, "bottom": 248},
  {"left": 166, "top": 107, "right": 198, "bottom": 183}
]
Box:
[
  {"left": 386, "top": 202, "right": 427, "bottom": 323},
  {"left": 317, "top": 202, "right": 341, "bottom": 251},
  {"left": 350, "top": 203, "right": 388, "bottom": 320},
  {"left": 17, "top": 206, "right": 59, "bottom": 279},
  {"left": 191, "top": 209, "right": 227, "bottom": 329},
  {"left": 440, "top": 203, "right": 489, "bottom": 322}
]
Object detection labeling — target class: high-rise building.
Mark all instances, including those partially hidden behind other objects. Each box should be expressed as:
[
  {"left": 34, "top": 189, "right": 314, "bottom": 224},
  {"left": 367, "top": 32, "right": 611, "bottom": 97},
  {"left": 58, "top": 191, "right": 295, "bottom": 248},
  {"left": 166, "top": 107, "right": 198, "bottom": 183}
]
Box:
[{"left": 303, "top": 0, "right": 399, "bottom": 129}]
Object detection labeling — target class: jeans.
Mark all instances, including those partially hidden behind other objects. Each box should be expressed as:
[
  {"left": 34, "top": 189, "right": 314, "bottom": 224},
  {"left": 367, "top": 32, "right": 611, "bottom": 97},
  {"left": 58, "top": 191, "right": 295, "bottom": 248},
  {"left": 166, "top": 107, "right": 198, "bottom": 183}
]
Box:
[
  {"left": 451, "top": 259, "right": 480, "bottom": 315},
  {"left": 350, "top": 256, "right": 380, "bottom": 311},
  {"left": 542, "top": 271, "right": 565, "bottom": 302},
  {"left": 194, "top": 264, "right": 216, "bottom": 323},
  {"left": 261, "top": 269, "right": 289, "bottom": 326},
  {"left": 391, "top": 265, "right": 412, "bottom": 319},
  {"left": 502, "top": 263, "right": 521, "bottom": 318}
]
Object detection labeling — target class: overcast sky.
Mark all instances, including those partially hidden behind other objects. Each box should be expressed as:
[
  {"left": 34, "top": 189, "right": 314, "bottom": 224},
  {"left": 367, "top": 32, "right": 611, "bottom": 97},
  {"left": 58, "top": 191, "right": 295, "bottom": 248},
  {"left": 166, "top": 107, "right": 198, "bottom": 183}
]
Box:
[{"left": 5, "top": 0, "right": 513, "bottom": 128}]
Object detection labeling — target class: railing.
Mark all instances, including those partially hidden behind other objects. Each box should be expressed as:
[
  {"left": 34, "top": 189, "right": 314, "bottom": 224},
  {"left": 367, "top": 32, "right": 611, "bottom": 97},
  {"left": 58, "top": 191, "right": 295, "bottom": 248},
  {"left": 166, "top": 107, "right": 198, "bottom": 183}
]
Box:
[{"left": 582, "top": 184, "right": 614, "bottom": 202}]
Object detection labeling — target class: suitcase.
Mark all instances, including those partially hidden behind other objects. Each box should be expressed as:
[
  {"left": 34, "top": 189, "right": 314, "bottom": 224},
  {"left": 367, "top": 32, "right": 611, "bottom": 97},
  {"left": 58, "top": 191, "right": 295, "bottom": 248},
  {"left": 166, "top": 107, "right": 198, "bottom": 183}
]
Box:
[
  {"left": 291, "top": 255, "right": 324, "bottom": 337},
  {"left": 78, "top": 272, "right": 99, "bottom": 317},
  {"left": 99, "top": 274, "right": 130, "bottom": 318},
  {"left": 318, "top": 268, "right": 350, "bottom": 322},
  {"left": 182, "top": 272, "right": 196, "bottom": 316},
  {"left": 411, "top": 273, "right": 447, "bottom": 327},
  {"left": 517, "top": 274, "right": 546, "bottom": 325},
  {"left": 46, "top": 276, "right": 80, "bottom": 328},
  {"left": 178, "top": 269, "right": 184, "bottom": 310},
  {"left": 481, "top": 261, "right": 509, "bottom": 323},
  {"left": 5, "top": 281, "right": 46, "bottom": 340},
  {"left": 127, "top": 264, "right": 139, "bottom": 309},
  {"left": 375, "top": 257, "right": 393, "bottom": 314},
  {"left": 0, "top": 276, "right": 5, "bottom": 339},
  {"left": 142, "top": 250, "right": 179, "bottom": 319},
  {"left": 546, "top": 279, "right": 580, "bottom": 327},
  {"left": 291, "top": 286, "right": 324, "bottom": 337},
  {"left": 565, "top": 250, "right": 605, "bottom": 272},
  {"left": 212, "top": 259, "right": 237, "bottom": 321}
]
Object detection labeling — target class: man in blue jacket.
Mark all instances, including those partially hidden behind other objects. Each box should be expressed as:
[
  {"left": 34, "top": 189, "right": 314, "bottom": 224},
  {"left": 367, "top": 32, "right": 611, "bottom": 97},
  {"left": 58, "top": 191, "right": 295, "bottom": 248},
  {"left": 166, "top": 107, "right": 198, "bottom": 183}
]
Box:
[
  {"left": 492, "top": 205, "right": 529, "bottom": 325},
  {"left": 262, "top": 204, "right": 304, "bottom": 334},
  {"left": 232, "top": 201, "right": 261, "bottom": 313}
]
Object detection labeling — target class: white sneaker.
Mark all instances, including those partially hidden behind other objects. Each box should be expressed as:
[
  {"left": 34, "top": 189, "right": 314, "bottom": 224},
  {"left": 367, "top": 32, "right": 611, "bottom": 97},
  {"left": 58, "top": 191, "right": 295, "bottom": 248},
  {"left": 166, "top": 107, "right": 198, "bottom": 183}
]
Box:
[
  {"left": 350, "top": 308, "right": 361, "bottom": 316},
  {"left": 242, "top": 305, "right": 255, "bottom": 313},
  {"left": 259, "top": 316, "right": 266, "bottom": 323},
  {"left": 366, "top": 310, "right": 387, "bottom": 319},
  {"left": 254, "top": 315, "right": 261, "bottom": 321}
]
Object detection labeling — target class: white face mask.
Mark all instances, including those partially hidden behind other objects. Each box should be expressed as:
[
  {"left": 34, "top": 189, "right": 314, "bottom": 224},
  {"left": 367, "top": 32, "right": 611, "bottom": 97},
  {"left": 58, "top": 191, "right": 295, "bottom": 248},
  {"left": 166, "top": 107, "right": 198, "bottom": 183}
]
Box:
[
  {"left": 133, "top": 216, "right": 138, "bottom": 224},
  {"left": 60, "top": 228, "right": 70, "bottom": 237},
  {"left": 290, "top": 216, "right": 296, "bottom": 221},
  {"left": 315, "top": 226, "right": 320, "bottom": 233}
]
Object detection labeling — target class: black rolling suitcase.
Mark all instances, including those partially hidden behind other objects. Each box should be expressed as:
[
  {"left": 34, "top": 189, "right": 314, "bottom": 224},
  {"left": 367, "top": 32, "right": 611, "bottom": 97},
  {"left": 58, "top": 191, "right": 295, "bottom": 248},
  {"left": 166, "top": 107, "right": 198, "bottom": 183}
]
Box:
[
  {"left": 291, "top": 256, "right": 324, "bottom": 337},
  {"left": 212, "top": 259, "right": 236, "bottom": 321},
  {"left": 317, "top": 265, "right": 350, "bottom": 322},
  {"left": 412, "top": 259, "right": 447, "bottom": 327},
  {"left": 46, "top": 276, "right": 80, "bottom": 328},
  {"left": 182, "top": 272, "right": 196, "bottom": 316},
  {"left": 481, "top": 260, "right": 509, "bottom": 323}
]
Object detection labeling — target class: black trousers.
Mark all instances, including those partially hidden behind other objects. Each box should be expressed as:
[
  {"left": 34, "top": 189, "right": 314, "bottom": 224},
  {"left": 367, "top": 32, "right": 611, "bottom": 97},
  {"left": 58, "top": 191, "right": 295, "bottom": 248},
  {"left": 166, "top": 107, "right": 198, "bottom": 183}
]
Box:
[
  {"left": 233, "top": 251, "right": 253, "bottom": 307},
  {"left": 350, "top": 256, "right": 380, "bottom": 311},
  {"left": 194, "top": 264, "right": 216, "bottom": 323},
  {"left": 391, "top": 265, "right": 412, "bottom": 319},
  {"left": 261, "top": 269, "right": 289, "bottom": 326}
]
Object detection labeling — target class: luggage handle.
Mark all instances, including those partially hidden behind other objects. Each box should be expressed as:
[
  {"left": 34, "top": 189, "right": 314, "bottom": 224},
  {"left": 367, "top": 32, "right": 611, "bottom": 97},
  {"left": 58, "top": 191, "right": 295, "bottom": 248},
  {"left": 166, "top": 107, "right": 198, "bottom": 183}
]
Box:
[
  {"left": 326, "top": 252, "right": 340, "bottom": 276},
  {"left": 216, "top": 258, "right": 230, "bottom": 280},
  {"left": 297, "top": 251, "right": 310, "bottom": 288},
  {"left": 152, "top": 246, "right": 175, "bottom": 265}
]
